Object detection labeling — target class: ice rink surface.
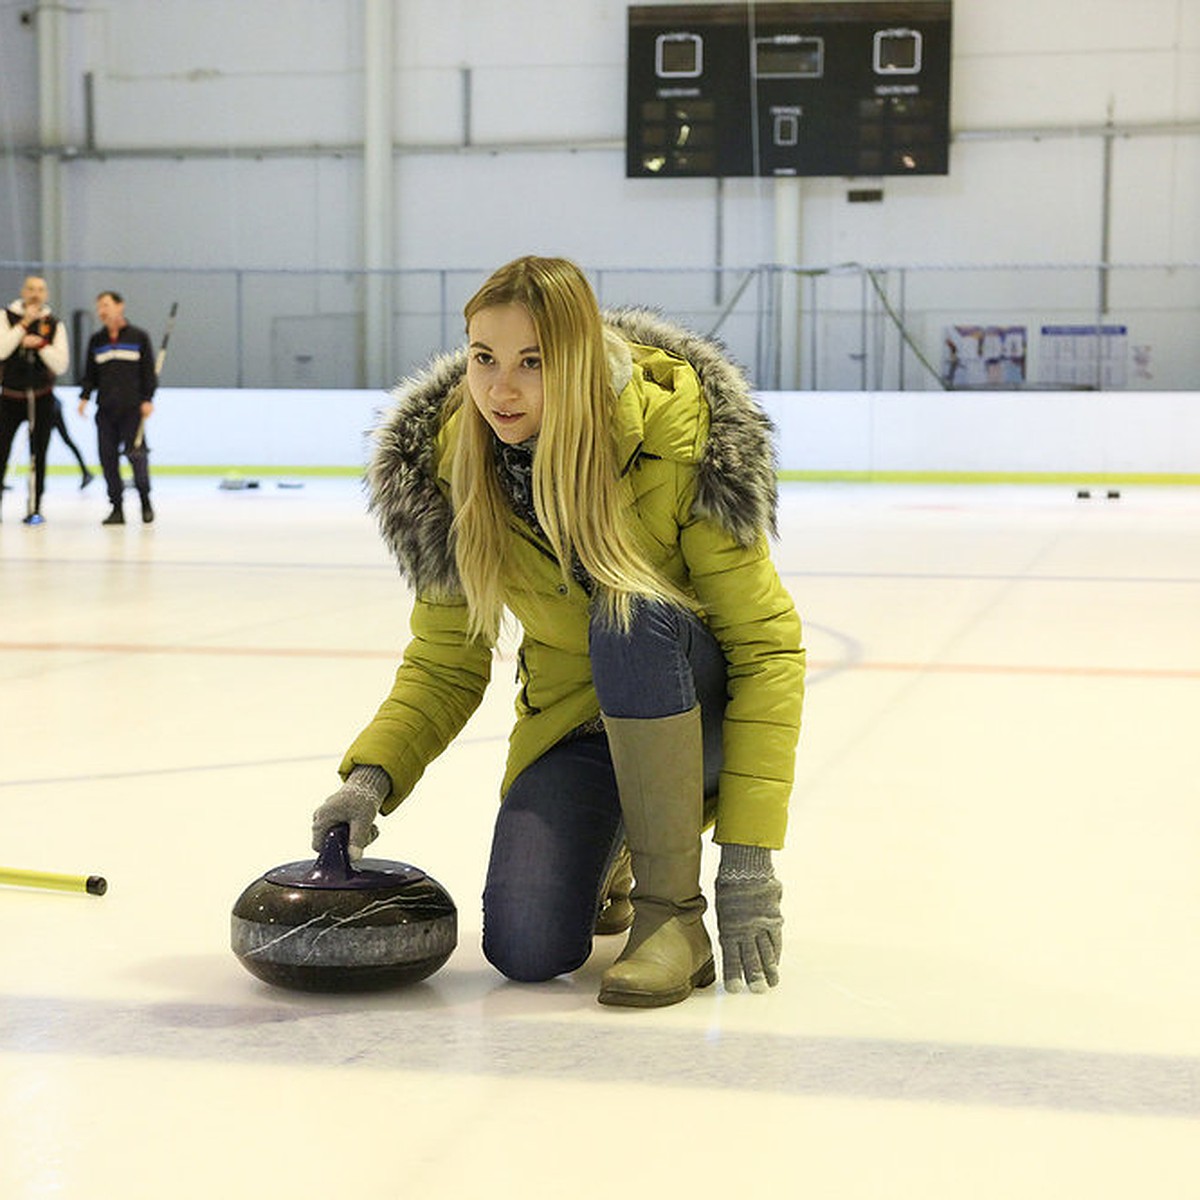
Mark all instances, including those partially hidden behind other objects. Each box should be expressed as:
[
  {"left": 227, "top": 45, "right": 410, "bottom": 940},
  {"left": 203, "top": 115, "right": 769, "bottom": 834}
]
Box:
[{"left": 2, "top": 476, "right": 1198, "bottom": 1198}]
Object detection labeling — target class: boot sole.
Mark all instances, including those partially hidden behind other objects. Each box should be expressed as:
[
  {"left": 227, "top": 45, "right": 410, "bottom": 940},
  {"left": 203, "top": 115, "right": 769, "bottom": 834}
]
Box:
[{"left": 597, "top": 957, "right": 716, "bottom": 1008}]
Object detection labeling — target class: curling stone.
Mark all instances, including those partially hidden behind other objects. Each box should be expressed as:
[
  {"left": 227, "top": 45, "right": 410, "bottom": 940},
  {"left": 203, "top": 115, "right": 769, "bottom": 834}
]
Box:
[{"left": 231, "top": 824, "right": 456, "bottom": 992}]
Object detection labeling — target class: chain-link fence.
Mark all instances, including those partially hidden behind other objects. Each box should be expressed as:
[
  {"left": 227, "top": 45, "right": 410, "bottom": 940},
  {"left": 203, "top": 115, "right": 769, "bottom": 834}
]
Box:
[{"left": 2, "top": 260, "right": 1195, "bottom": 392}]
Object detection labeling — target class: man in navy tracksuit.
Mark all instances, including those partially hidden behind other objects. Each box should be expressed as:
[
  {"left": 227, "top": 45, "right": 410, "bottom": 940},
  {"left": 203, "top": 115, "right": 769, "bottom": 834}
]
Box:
[
  {"left": 0, "top": 275, "right": 71, "bottom": 523},
  {"left": 78, "top": 291, "right": 158, "bottom": 525}
]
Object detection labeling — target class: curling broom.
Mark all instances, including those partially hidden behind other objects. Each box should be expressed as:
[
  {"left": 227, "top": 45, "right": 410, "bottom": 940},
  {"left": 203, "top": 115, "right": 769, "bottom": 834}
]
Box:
[
  {"left": 134, "top": 300, "right": 178, "bottom": 451},
  {"left": 0, "top": 866, "right": 107, "bottom": 895}
]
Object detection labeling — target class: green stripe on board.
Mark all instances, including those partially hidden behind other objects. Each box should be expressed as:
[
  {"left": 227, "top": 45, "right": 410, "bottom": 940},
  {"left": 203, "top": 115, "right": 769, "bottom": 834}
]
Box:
[
  {"left": 25, "top": 464, "right": 363, "bottom": 478},
  {"left": 155, "top": 465, "right": 364, "bottom": 477},
  {"left": 21, "top": 465, "right": 1200, "bottom": 486},
  {"left": 776, "top": 470, "right": 1200, "bottom": 486}
]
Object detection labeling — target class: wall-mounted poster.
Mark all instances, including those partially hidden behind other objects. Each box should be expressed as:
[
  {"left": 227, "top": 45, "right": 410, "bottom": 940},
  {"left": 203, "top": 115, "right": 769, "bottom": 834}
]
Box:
[
  {"left": 942, "top": 325, "right": 1027, "bottom": 389},
  {"left": 1039, "top": 325, "right": 1128, "bottom": 389}
]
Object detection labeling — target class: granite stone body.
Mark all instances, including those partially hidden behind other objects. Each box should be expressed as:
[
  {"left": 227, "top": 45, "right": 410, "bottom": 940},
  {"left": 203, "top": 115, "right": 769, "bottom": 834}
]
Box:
[{"left": 231, "top": 832, "right": 457, "bottom": 991}]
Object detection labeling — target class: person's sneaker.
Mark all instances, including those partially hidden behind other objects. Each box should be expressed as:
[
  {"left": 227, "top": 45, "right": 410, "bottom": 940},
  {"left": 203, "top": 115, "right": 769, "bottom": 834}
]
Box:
[
  {"left": 102, "top": 507, "right": 125, "bottom": 525},
  {"left": 22, "top": 511, "right": 45, "bottom": 526},
  {"left": 141, "top": 498, "right": 154, "bottom": 524},
  {"left": 80, "top": 468, "right": 95, "bottom": 489}
]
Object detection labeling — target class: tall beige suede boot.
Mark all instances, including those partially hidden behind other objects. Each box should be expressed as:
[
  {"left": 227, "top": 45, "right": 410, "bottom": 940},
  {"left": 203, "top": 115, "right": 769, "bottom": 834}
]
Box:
[{"left": 597, "top": 706, "right": 715, "bottom": 1007}]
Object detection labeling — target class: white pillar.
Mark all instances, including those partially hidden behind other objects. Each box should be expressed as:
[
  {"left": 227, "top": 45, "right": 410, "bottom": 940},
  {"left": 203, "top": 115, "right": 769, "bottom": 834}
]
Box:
[
  {"left": 36, "top": 0, "right": 67, "bottom": 269},
  {"left": 363, "top": 0, "right": 395, "bottom": 387},
  {"left": 772, "top": 176, "right": 803, "bottom": 389}
]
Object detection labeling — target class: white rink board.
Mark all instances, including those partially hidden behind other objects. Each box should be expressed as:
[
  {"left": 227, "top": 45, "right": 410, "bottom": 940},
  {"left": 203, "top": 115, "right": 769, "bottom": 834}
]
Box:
[{"left": 44, "top": 386, "right": 1200, "bottom": 477}]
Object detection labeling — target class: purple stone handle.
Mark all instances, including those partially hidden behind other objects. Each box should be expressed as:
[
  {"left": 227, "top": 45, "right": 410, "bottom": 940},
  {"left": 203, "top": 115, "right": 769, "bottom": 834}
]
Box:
[
  {"left": 305, "top": 822, "right": 355, "bottom": 885},
  {"left": 262, "top": 823, "right": 426, "bottom": 890}
]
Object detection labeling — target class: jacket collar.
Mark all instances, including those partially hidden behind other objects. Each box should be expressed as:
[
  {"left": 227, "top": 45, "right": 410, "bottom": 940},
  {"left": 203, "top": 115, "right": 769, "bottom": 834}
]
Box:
[
  {"left": 368, "top": 308, "right": 777, "bottom": 597},
  {"left": 605, "top": 328, "right": 645, "bottom": 475}
]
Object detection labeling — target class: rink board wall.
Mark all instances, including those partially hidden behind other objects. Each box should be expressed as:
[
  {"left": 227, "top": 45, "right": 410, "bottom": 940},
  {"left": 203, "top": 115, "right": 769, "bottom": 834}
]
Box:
[{"left": 44, "top": 386, "right": 1200, "bottom": 481}]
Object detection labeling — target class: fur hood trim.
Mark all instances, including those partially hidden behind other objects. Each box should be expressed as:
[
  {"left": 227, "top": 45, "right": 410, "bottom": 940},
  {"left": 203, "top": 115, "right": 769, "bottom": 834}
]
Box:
[
  {"left": 603, "top": 308, "right": 777, "bottom": 542},
  {"left": 366, "top": 347, "right": 467, "bottom": 598},
  {"left": 366, "top": 308, "right": 777, "bottom": 595}
]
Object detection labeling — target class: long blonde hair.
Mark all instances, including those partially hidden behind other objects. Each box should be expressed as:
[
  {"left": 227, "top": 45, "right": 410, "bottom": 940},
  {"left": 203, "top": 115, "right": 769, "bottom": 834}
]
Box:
[{"left": 450, "top": 255, "right": 688, "bottom": 640}]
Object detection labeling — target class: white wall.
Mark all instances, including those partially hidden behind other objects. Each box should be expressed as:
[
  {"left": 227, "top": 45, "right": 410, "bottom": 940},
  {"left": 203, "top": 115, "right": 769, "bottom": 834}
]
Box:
[
  {"left": 53, "top": 0, "right": 1197, "bottom": 265},
  {"left": 0, "top": 6, "right": 41, "bottom": 265},
  {"left": 3, "top": 1, "right": 1198, "bottom": 389}
]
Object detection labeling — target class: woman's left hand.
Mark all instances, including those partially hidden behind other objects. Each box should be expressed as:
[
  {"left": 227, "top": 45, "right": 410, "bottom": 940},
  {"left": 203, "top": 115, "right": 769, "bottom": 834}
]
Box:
[{"left": 714, "top": 844, "right": 784, "bottom": 992}]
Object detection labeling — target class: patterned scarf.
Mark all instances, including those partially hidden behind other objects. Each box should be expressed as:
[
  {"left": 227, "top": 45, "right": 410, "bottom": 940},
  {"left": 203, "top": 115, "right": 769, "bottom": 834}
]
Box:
[
  {"left": 492, "top": 436, "right": 593, "bottom": 594},
  {"left": 493, "top": 436, "right": 539, "bottom": 530}
]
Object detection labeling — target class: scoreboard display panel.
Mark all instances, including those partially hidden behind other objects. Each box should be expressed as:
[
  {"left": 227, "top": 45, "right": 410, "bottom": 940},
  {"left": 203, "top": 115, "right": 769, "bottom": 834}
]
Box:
[{"left": 627, "top": 2, "right": 952, "bottom": 178}]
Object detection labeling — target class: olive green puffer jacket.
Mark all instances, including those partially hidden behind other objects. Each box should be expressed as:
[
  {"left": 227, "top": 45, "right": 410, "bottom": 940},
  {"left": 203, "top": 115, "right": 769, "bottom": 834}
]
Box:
[{"left": 339, "top": 309, "right": 804, "bottom": 848}]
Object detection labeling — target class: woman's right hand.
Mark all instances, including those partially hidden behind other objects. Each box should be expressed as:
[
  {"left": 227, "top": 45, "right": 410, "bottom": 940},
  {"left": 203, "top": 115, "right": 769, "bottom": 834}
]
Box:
[{"left": 311, "top": 764, "right": 393, "bottom": 860}]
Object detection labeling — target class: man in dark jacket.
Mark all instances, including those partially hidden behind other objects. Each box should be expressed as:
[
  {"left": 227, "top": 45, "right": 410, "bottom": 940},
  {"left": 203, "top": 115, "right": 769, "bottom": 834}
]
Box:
[
  {"left": 78, "top": 290, "right": 158, "bottom": 525},
  {"left": 0, "top": 275, "right": 70, "bottom": 524}
]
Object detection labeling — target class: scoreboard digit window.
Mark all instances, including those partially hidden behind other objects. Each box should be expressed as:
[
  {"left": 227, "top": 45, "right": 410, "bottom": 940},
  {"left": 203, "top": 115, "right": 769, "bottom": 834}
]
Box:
[{"left": 627, "top": 2, "right": 952, "bottom": 178}]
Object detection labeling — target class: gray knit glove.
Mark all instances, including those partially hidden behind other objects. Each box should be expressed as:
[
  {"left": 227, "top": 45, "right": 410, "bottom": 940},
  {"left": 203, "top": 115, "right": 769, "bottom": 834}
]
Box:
[
  {"left": 311, "top": 764, "right": 392, "bottom": 860},
  {"left": 715, "top": 844, "right": 783, "bottom": 993}
]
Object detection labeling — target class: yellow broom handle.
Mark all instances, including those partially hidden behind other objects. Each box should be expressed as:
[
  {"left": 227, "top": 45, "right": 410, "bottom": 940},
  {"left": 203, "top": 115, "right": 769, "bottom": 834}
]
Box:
[{"left": 0, "top": 868, "right": 107, "bottom": 896}]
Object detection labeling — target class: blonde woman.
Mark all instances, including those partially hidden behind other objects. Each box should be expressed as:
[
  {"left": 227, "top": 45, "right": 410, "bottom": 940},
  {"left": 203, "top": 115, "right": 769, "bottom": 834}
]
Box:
[{"left": 312, "top": 256, "right": 805, "bottom": 1007}]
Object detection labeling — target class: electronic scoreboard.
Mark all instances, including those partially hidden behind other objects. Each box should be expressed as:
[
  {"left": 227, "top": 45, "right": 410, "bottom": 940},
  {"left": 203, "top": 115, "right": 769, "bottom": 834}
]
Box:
[{"left": 627, "top": 2, "right": 952, "bottom": 178}]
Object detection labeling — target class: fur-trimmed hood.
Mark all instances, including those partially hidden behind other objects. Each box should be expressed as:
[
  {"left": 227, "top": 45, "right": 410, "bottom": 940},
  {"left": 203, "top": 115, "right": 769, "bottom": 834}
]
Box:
[{"left": 367, "top": 308, "right": 778, "bottom": 596}]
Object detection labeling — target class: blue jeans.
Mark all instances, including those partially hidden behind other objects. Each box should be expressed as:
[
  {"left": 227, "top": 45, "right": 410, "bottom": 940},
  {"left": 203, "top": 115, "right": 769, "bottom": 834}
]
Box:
[{"left": 482, "top": 602, "right": 726, "bottom": 982}]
